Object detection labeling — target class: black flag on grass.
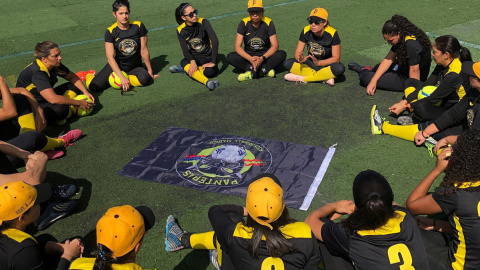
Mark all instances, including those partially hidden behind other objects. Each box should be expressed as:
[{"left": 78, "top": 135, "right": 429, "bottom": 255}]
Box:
[{"left": 118, "top": 127, "right": 335, "bottom": 210}]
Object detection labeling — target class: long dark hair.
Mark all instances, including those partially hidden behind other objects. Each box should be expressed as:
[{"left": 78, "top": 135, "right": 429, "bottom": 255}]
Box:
[
  {"left": 382, "top": 15, "right": 431, "bottom": 66},
  {"left": 440, "top": 129, "right": 480, "bottom": 195},
  {"left": 93, "top": 244, "right": 136, "bottom": 270},
  {"left": 245, "top": 207, "right": 295, "bottom": 258},
  {"left": 112, "top": 0, "right": 130, "bottom": 13},
  {"left": 343, "top": 170, "right": 396, "bottom": 235},
  {"left": 175, "top": 3, "right": 191, "bottom": 25},
  {"left": 434, "top": 35, "right": 472, "bottom": 62}
]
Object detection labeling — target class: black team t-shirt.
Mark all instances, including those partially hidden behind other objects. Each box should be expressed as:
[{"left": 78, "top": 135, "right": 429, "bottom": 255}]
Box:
[
  {"left": 237, "top": 17, "right": 276, "bottom": 56},
  {"left": 16, "top": 59, "right": 70, "bottom": 103},
  {"left": 105, "top": 21, "right": 148, "bottom": 71},
  {"left": 299, "top": 25, "right": 340, "bottom": 60}
]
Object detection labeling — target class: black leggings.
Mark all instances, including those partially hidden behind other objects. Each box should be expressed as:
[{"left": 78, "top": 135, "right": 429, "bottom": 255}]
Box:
[
  {"left": 418, "top": 121, "right": 464, "bottom": 141},
  {"left": 88, "top": 63, "right": 154, "bottom": 92},
  {"left": 38, "top": 82, "right": 83, "bottom": 125},
  {"left": 419, "top": 229, "right": 449, "bottom": 270},
  {"left": 406, "top": 79, "right": 450, "bottom": 122},
  {"left": 358, "top": 63, "right": 407, "bottom": 92},
  {"left": 180, "top": 56, "right": 218, "bottom": 78},
  {"left": 318, "top": 241, "right": 355, "bottom": 270},
  {"left": 283, "top": 58, "right": 346, "bottom": 77},
  {"left": 227, "top": 50, "right": 286, "bottom": 78},
  {"left": 0, "top": 131, "right": 48, "bottom": 166}
]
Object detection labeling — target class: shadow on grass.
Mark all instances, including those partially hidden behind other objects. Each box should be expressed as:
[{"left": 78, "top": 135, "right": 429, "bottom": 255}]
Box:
[
  {"left": 173, "top": 250, "right": 210, "bottom": 270},
  {"left": 152, "top": 55, "right": 169, "bottom": 74}
]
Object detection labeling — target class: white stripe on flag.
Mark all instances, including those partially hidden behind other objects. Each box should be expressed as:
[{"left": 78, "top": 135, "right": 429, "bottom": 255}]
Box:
[{"left": 299, "top": 144, "right": 337, "bottom": 211}]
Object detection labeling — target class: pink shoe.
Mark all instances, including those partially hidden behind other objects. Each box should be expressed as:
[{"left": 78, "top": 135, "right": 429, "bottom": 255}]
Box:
[
  {"left": 284, "top": 73, "right": 306, "bottom": 83},
  {"left": 44, "top": 150, "right": 65, "bottom": 160},
  {"left": 76, "top": 70, "right": 96, "bottom": 81},
  {"left": 58, "top": 129, "right": 83, "bottom": 146}
]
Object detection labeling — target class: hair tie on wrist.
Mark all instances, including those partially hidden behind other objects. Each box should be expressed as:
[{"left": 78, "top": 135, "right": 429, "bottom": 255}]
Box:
[{"left": 367, "top": 192, "right": 381, "bottom": 200}]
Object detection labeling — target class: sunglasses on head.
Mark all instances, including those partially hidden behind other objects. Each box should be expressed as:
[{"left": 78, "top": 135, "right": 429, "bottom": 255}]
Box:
[
  {"left": 184, "top": 9, "right": 198, "bottom": 18},
  {"left": 307, "top": 18, "right": 323, "bottom": 25}
]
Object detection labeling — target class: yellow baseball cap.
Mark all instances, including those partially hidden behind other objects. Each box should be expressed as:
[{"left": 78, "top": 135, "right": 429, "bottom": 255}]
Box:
[
  {"left": 309, "top": 7, "right": 328, "bottom": 21},
  {"left": 96, "top": 205, "right": 155, "bottom": 258},
  {"left": 246, "top": 174, "right": 285, "bottom": 230},
  {"left": 248, "top": 0, "right": 263, "bottom": 12},
  {"left": 462, "top": 61, "right": 480, "bottom": 79},
  {"left": 0, "top": 182, "right": 51, "bottom": 225}
]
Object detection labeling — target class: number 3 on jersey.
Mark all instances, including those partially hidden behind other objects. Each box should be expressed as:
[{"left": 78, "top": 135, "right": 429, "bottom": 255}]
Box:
[
  {"left": 388, "top": 243, "right": 415, "bottom": 270},
  {"left": 261, "top": 257, "right": 285, "bottom": 270}
]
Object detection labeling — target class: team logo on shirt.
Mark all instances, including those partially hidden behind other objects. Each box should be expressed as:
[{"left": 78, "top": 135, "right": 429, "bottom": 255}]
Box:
[
  {"left": 308, "top": 42, "right": 325, "bottom": 58},
  {"left": 175, "top": 139, "right": 272, "bottom": 187},
  {"left": 247, "top": 37, "right": 265, "bottom": 51},
  {"left": 188, "top": 38, "right": 206, "bottom": 53},
  {"left": 467, "top": 109, "right": 474, "bottom": 128},
  {"left": 118, "top": 39, "right": 137, "bottom": 56}
]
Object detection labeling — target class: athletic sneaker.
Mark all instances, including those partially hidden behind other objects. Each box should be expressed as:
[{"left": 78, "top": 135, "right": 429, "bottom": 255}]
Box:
[
  {"left": 284, "top": 73, "right": 306, "bottom": 83},
  {"left": 57, "top": 129, "right": 83, "bottom": 146},
  {"left": 75, "top": 70, "right": 96, "bottom": 81},
  {"left": 424, "top": 136, "right": 438, "bottom": 157},
  {"left": 206, "top": 80, "right": 219, "bottom": 91},
  {"left": 35, "top": 200, "right": 77, "bottom": 231},
  {"left": 169, "top": 65, "right": 185, "bottom": 74},
  {"left": 348, "top": 62, "right": 373, "bottom": 73},
  {"left": 238, "top": 71, "right": 253, "bottom": 82},
  {"left": 209, "top": 250, "right": 220, "bottom": 270},
  {"left": 266, "top": 69, "right": 275, "bottom": 78},
  {"left": 51, "top": 184, "right": 77, "bottom": 201},
  {"left": 397, "top": 116, "right": 414, "bottom": 125},
  {"left": 44, "top": 149, "right": 65, "bottom": 160},
  {"left": 371, "top": 105, "right": 384, "bottom": 135},
  {"left": 165, "top": 215, "right": 185, "bottom": 252}
]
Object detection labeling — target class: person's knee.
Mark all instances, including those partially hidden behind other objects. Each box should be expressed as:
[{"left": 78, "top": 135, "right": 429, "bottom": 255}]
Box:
[
  {"left": 359, "top": 72, "right": 374, "bottom": 86},
  {"left": 135, "top": 72, "right": 154, "bottom": 86},
  {"left": 227, "top": 52, "right": 238, "bottom": 65},
  {"left": 180, "top": 59, "right": 189, "bottom": 68},
  {"left": 24, "top": 131, "right": 48, "bottom": 150},
  {"left": 275, "top": 50, "right": 287, "bottom": 61},
  {"left": 331, "top": 63, "right": 345, "bottom": 77},
  {"left": 203, "top": 67, "right": 217, "bottom": 78},
  {"left": 283, "top": 58, "right": 296, "bottom": 71}
]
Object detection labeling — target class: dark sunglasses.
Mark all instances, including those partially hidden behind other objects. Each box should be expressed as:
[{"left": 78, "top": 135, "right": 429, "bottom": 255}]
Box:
[
  {"left": 184, "top": 9, "right": 198, "bottom": 18},
  {"left": 307, "top": 18, "right": 323, "bottom": 25}
]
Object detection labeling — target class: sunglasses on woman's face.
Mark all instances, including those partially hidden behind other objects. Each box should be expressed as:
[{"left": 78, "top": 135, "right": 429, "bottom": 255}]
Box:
[
  {"left": 184, "top": 9, "right": 198, "bottom": 18},
  {"left": 307, "top": 18, "right": 322, "bottom": 25}
]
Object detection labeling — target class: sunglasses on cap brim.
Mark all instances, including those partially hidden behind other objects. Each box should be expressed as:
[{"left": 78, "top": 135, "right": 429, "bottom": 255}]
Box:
[
  {"left": 307, "top": 18, "right": 324, "bottom": 25},
  {"left": 183, "top": 9, "right": 198, "bottom": 18}
]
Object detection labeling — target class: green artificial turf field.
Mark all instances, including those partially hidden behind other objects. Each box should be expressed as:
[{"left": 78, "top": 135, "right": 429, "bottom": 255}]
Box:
[{"left": 2, "top": 0, "right": 480, "bottom": 268}]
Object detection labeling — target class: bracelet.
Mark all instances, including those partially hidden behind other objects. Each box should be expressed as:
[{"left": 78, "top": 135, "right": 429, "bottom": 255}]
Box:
[
  {"left": 262, "top": 55, "right": 267, "bottom": 61},
  {"left": 422, "top": 130, "right": 429, "bottom": 139},
  {"left": 433, "top": 219, "right": 436, "bottom": 231}
]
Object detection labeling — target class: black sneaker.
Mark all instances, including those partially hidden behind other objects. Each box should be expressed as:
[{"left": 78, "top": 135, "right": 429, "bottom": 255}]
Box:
[
  {"left": 348, "top": 62, "right": 372, "bottom": 73},
  {"left": 35, "top": 200, "right": 77, "bottom": 231},
  {"left": 50, "top": 184, "right": 77, "bottom": 201}
]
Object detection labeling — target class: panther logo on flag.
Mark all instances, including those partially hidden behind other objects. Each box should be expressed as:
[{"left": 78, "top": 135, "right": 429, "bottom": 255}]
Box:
[{"left": 175, "top": 139, "right": 272, "bottom": 187}]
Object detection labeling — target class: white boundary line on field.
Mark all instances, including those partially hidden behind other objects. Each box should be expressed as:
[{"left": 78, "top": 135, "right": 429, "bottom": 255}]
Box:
[{"left": 0, "top": 0, "right": 309, "bottom": 61}]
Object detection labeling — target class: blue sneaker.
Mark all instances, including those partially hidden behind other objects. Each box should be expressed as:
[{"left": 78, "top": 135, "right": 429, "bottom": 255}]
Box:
[
  {"left": 169, "top": 65, "right": 185, "bottom": 74},
  {"left": 35, "top": 200, "right": 77, "bottom": 231},
  {"left": 165, "top": 215, "right": 185, "bottom": 252},
  {"left": 51, "top": 184, "right": 77, "bottom": 201}
]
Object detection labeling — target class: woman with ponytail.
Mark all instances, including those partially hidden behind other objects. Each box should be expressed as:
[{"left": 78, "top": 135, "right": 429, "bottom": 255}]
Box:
[
  {"left": 165, "top": 173, "right": 321, "bottom": 270},
  {"left": 305, "top": 170, "right": 430, "bottom": 270},
  {"left": 69, "top": 205, "right": 156, "bottom": 270},
  {"left": 349, "top": 15, "right": 432, "bottom": 94},
  {"left": 370, "top": 35, "right": 472, "bottom": 150},
  {"left": 170, "top": 3, "right": 220, "bottom": 91}
]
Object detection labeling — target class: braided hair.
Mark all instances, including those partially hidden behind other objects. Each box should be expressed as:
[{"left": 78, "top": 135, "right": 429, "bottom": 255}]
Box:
[{"left": 382, "top": 15, "right": 431, "bottom": 66}]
